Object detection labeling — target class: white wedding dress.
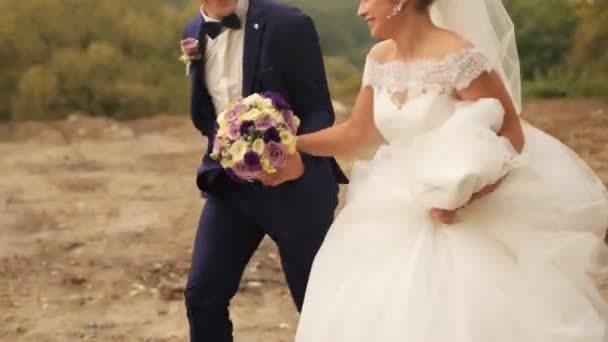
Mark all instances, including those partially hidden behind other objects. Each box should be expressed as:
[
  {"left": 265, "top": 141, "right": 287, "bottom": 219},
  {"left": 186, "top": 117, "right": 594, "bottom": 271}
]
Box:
[{"left": 295, "top": 47, "right": 608, "bottom": 341}]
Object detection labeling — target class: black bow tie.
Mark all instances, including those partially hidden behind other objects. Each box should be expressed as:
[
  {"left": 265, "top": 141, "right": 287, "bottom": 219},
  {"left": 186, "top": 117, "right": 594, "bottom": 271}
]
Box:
[{"left": 202, "top": 13, "right": 242, "bottom": 39}]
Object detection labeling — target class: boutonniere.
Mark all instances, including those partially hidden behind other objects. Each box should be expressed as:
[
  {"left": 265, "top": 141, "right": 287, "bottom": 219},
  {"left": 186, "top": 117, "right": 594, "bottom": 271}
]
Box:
[{"left": 179, "top": 38, "right": 202, "bottom": 76}]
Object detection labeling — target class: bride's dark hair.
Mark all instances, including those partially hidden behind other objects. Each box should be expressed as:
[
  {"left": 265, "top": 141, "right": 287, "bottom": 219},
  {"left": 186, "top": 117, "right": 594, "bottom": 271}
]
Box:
[{"left": 415, "top": 0, "right": 436, "bottom": 11}]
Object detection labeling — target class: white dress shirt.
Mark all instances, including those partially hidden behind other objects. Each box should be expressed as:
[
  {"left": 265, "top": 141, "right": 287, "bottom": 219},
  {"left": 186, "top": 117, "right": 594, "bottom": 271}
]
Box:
[{"left": 200, "top": 0, "right": 248, "bottom": 114}]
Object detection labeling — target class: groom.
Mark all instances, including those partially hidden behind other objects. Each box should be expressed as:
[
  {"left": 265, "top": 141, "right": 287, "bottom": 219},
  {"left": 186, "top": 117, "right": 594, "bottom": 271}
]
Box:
[{"left": 180, "top": 0, "right": 347, "bottom": 340}]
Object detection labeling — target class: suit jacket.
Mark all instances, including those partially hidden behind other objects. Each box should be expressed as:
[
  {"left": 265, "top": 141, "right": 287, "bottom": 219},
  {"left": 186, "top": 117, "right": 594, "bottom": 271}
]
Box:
[{"left": 182, "top": 0, "right": 348, "bottom": 192}]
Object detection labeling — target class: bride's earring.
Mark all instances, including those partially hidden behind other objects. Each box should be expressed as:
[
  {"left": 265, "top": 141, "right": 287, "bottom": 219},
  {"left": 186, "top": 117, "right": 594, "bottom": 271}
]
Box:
[{"left": 386, "top": 1, "right": 404, "bottom": 19}]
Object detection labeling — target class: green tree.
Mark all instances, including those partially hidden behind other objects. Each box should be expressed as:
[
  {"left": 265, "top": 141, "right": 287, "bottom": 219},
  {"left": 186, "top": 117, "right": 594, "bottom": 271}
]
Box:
[
  {"left": 3, "top": 0, "right": 603, "bottom": 121},
  {"left": 505, "top": 0, "right": 579, "bottom": 80},
  {"left": 568, "top": 0, "right": 608, "bottom": 97},
  {"left": 572, "top": 1, "right": 608, "bottom": 75},
  {"left": 2, "top": 0, "right": 191, "bottom": 120},
  {"left": 12, "top": 66, "right": 60, "bottom": 120}
]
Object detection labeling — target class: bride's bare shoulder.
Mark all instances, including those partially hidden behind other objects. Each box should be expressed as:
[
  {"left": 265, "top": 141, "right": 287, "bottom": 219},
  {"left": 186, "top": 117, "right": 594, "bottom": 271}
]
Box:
[
  {"left": 367, "top": 40, "right": 396, "bottom": 63},
  {"left": 430, "top": 29, "right": 474, "bottom": 56},
  {"left": 366, "top": 30, "right": 475, "bottom": 64}
]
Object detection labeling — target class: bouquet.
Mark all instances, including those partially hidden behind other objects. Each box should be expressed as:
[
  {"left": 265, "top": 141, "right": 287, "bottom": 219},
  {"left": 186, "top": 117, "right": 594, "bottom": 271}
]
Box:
[{"left": 210, "top": 92, "right": 300, "bottom": 181}]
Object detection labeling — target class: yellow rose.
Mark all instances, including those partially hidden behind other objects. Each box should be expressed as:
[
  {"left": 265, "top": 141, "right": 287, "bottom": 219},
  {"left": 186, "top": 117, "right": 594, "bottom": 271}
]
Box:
[
  {"left": 261, "top": 158, "right": 276, "bottom": 174},
  {"left": 220, "top": 156, "right": 236, "bottom": 168},
  {"left": 269, "top": 109, "right": 282, "bottom": 122},
  {"left": 287, "top": 141, "right": 297, "bottom": 154},
  {"left": 280, "top": 130, "right": 294, "bottom": 145},
  {"left": 239, "top": 108, "right": 262, "bottom": 122},
  {"left": 260, "top": 98, "right": 273, "bottom": 109},
  {"left": 229, "top": 139, "right": 248, "bottom": 161},
  {"left": 217, "top": 126, "right": 228, "bottom": 137},
  {"left": 252, "top": 139, "right": 265, "bottom": 155},
  {"left": 216, "top": 118, "right": 228, "bottom": 136},
  {"left": 218, "top": 113, "right": 229, "bottom": 125},
  {"left": 280, "top": 131, "right": 297, "bottom": 154},
  {"left": 219, "top": 121, "right": 229, "bottom": 131},
  {"left": 243, "top": 93, "right": 264, "bottom": 107}
]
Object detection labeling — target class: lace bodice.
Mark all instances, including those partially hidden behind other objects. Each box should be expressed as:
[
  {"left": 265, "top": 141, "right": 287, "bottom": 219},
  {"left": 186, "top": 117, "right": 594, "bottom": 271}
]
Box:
[{"left": 362, "top": 47, "right": 493, "bottom": 144}]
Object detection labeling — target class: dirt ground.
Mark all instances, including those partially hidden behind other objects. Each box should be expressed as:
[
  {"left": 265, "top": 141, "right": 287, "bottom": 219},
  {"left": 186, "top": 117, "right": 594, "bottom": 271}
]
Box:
[{"left": 1, "top": 99, "right": 608, "bottom": 341}]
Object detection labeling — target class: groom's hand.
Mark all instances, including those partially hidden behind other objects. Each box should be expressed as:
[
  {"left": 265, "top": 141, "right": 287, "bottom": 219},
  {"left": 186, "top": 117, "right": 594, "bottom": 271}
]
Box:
[{"left": 259, "top": 152, "right": 305, "bottom": 187}]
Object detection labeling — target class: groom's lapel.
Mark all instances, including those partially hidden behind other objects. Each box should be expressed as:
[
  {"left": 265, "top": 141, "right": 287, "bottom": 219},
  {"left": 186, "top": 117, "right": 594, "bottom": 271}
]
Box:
[
  {"left": 195, "top": 14, "right": 209, "bottom": 91},
  {"left": 242, "top": 0, "right": 266, "bottom": 96}
]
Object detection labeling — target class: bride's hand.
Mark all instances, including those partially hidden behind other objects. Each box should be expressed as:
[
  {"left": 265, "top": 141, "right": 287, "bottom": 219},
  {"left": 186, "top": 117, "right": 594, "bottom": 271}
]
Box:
[
  {"left": 258, "top": 152, "right": 305, "bottom": 187},
  {"left": 430, "top": 177, "right": 505, "bottom": 225},
  {"left": 468, "top": 176, "right": 505, "bottom": 204},
  {"left": 429, "top": 208, "right": 458, "bottom": 225}
]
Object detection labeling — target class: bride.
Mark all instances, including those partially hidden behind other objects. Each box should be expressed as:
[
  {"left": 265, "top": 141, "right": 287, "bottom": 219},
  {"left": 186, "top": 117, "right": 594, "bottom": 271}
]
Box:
[{"left": 292, "top": 0, "right": 608, "bottom": 340}]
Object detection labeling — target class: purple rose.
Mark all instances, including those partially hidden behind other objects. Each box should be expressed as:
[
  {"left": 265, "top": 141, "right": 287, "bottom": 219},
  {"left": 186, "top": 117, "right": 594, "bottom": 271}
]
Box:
[
  {"left": 265, "top": 141, "right": 287, "bottom": 168},
  {"left": 263, "top": 127, "right": 281, "bottom": 143},
  {"left": 240, "top": 120, "right": 255, "bottom": 136},
  {"left": 233, "top": 103, "right": 246, "bottom": 112},
  {"left": 180, "top": 38, "right": 199, "bottom": 56},
  {"left": 243, "top": 151, "right": 261, "bottom": 169},
  {"left": 224, "top": 109, "right": 239, "bottom": 122},
  {"left": 255, "top": 114, "right": 274, "bottom": 131},
  {"left": 227, "top": 122, "right": 241, "bottom": 140},
  {"left": 231, "top": 152, "right": 263, "bottom": 180},
  {"left": 282, "top": 110, "right": 299, "bottom": 133},
  {"left": 225, "top": 103, "right": 246, "bottom": 122},
  {"left": 261, "top": 91, "right": 290, "bottom": 110}
]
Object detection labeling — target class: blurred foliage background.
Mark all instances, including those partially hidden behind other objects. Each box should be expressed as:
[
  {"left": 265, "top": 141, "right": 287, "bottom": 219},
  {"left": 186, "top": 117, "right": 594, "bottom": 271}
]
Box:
[{"left": 0, "top": 0, "right": 606, "bottom": 121}]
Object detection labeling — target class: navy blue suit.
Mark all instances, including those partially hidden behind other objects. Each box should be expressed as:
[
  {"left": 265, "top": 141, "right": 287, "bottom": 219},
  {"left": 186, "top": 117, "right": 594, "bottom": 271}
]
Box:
[{"left": 181, "top": 0, "right": 347, "bottom": 340}]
